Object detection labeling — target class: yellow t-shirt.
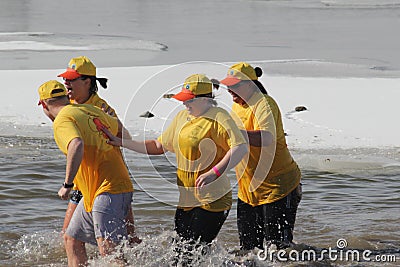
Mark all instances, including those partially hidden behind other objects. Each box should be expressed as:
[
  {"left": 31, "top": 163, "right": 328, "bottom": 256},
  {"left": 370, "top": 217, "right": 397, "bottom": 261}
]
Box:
[
  {"left": 70, "top": 93, "right": 117, "bottom": 191},
  {"left": 158, "top": 107, "right": 246, "bottom": 212},
  {"left": 71, "top": 93, "right": 117, "bottom": 118},
  {"left": 54, "top": 104, "right": 133, "bottom": 212},
  {"left": 231, "top": 92, "right": 300, "bottom": 206}
]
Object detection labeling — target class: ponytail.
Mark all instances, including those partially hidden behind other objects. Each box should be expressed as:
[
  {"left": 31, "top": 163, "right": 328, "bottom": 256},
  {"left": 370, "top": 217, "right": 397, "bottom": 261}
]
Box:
[
  {"left": 83, "top": 76, "right": 108, "bottom": 95},
  {"left": 96, "top": 77, "right": 108, "bottom": 89},
  {"left": 253, "top": 67, "right": 268, "bottom": 95},
  {"left": 210, "top": 78, "right": 220, "bottom": 90}
]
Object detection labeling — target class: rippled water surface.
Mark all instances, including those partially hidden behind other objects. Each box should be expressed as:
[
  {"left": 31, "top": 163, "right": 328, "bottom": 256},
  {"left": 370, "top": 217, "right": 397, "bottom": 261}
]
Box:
[{"left": 1, "top": 132, "right": 399, "bottom": 266}]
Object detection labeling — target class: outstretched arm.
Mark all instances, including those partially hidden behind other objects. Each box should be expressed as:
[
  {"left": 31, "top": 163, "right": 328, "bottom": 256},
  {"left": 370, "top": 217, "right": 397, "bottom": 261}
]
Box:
[{"left": 102, "top": 126, "right": 166, "bottom": 155}]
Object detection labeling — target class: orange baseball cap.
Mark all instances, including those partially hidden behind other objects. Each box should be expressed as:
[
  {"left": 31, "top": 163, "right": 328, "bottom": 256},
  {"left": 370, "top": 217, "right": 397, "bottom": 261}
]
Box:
[
  {"left": 172, "top": 74, "right": 213, "bottom": 102},
  {"left": 220, "top": 62, "right": 258, "bottom": 86},
  {"left": 58, "top": 56, "right": 96, "bottom": 80}
]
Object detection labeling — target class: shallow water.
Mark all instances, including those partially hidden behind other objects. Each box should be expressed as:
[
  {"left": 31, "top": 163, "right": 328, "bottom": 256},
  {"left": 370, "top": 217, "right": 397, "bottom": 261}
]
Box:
[
  {"left": 1, "top": 131, "right": 399, "bottom": 266},
  {"left": 1, "top": 0, "right": 400, "bottom": 265}
]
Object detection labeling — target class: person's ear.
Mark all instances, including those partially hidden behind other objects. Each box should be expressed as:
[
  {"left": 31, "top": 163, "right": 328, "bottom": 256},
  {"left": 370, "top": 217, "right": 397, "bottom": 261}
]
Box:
[
  {"left": 41, "top": 100, "right": 49, "bottom": 110},
  {"left": 84, "top": 78, "right": 91, "bottom": 86}
]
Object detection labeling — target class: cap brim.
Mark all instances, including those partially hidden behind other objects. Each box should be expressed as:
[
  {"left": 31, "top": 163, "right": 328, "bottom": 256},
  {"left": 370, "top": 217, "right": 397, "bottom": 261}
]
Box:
[
  {"left": 172, "top": 91, "right": 195, "bottom": 102},
  {"left": 220, "top": 76, "right": 242, "bottom": 86},
  {"left": 57, "top": 68, "right": 81, "bottom": 79}
]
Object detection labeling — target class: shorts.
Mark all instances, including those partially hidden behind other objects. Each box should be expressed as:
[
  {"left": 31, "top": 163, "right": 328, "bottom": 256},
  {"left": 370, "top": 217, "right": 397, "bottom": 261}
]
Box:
[{"left": 65, "top": 192, "right": 133, "bottom": 246}]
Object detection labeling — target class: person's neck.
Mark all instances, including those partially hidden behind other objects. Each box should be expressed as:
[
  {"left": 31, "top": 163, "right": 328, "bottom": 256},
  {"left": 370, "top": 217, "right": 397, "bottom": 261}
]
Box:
[
  {"left": 192, "top": 102, "right": 212, "bottom": 117},
  {"left": 238, "top": 87, "right": 257, "bottom": 106},
  {"left": 243, "top": 87, "right": 257, "bottom": 102},
  {"left": 77, "top": 93, "right": 93, "bottom": 104},
  {"left": 49, "top": 104, "right": 68, "bottom": 121}
]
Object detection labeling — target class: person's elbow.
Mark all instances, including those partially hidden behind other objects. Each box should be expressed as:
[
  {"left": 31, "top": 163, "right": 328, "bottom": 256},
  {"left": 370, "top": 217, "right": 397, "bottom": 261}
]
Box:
[
  {"left": 262, "top": 131, "right": 274, "bottom": 147},
  {"left": 236, "top": 143, "right": 249, "bottom": 159}
]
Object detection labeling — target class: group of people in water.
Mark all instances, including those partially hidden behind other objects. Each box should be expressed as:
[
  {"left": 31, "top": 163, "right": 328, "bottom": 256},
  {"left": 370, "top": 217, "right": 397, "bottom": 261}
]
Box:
[{"left": 37, "top": 56, "right": 302, "bottom": 266}]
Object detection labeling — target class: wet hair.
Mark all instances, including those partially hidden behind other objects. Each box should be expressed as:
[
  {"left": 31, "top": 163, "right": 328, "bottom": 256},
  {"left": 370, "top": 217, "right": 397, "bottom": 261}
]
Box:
[
  {"left": 253, "top": 67, "right": 268, "bottom": 95},
  {"left": 81, "top": 75, "right": 108, "bottom": 95}
]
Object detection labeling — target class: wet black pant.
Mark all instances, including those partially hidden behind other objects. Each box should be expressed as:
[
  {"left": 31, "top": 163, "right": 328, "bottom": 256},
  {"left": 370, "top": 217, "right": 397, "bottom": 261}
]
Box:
[
  {"left": 237, "top": 184, "right": 302, "bottom": 250},
  {"left": 174, "top": 207, "right": 229, "bottom": 244},
  {"left": 173, "top": 208, "right": 229, "bottom": 266}
]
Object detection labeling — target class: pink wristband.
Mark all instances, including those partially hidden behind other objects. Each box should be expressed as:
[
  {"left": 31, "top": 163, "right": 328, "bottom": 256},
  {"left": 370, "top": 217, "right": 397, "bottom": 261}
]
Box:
[{"left": 212, "top": 166, "right": 221, "bottom": 177}]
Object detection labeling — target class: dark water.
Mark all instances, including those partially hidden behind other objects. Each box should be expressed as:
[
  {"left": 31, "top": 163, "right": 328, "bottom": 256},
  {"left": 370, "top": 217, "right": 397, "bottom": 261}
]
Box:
[{"left": 1, "top": 129, "right": 399, "bottom": 266}]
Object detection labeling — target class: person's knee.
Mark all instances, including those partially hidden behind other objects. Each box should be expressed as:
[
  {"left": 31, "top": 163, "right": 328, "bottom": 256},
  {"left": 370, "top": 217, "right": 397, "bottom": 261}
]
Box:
[
  {"left": 63, "top": 232, "right": 70, "bottom": 246},
  {"left": 64, "top": 233, "right": 82, "bottom": 248}
]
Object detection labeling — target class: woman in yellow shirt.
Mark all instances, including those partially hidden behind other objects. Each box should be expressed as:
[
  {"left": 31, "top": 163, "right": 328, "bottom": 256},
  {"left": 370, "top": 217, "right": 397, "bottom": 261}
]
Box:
[
  {"left": 104, "top": 74, "right": 248, "bottom": 252},
  {"left": 220, "top": 62, "right": 302, "bottom": 250}
]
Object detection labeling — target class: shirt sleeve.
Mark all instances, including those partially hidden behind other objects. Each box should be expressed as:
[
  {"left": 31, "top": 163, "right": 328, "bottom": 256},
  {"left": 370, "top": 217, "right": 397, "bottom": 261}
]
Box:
[
  {"left": 253, "top": 97, "right": 273, "bottom": 131},
  {"left": 213, "top": 110, "right": 246, "bottom": 150},
  {"left": 94, "top": 98, "right": 117, "bottom": 118},
  {"left": 53, "top": 117, "right": 81, "bottom": 154},
  {"left": 157, "top": 111, "right": 182, "bottom": 153}
]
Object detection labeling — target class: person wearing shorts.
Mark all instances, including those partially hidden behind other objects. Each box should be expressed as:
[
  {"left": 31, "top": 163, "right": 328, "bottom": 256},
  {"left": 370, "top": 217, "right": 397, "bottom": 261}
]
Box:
[
  {"left": 66, "top": 192, "right": 133, "bottom": 246},
  {"left": 37, "top": 80, "right": 134, "bottom": 266},
  {"left": 57, "top": 56, "right": 139, "bottom": 245}
]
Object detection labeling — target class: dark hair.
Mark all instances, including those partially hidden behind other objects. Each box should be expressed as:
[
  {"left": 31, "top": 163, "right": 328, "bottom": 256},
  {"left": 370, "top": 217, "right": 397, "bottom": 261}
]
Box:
[
  {"left": 195, "top": 80, "right": 219, "bottom": 106},
  {"left": 82, "top": 76, "right": 108, "bottom": 95},
  {"left": 253, "top": 67, "right": 268, "bottom": 95},
  {"left": 210, "top": 78, "right": 220, "bottom": 90}
]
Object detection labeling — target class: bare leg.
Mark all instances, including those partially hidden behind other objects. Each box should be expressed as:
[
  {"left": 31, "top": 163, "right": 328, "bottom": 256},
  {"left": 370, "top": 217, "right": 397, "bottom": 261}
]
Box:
[
  {"left": 97, "top": 237, "right": 116, "bottom": 256},
  {"left": 64, "top": 234, "right": 87, "bottom": 267},
  {"left": 63, "top": 202, "right": 78, "bottom": 233},
  {"left": 97, "top": 237, "right": 125, "bottom": 266},
  {"left": 126, "top": 208, "right": 142, "bottom": 245}
]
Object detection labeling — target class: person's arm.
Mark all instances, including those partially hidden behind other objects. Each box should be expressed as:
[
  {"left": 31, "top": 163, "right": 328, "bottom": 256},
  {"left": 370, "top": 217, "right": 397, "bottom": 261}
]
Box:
[
  {"left": 58, "top": 138, "right": 84, "bottom": 200},
  {"left": 103, "top": 126, "right": 165, "bottom": 155},
  {"left": 195, "top": 143, "right": 248, "bottom": 188},
  {"left": 242, "top": 129, "right": 273, "bottom": 147},
  {"left": 117, "top": 118, "right": 132, "bottom": 140},
  {"left": 123, "top": 139, "right": 165, "bottom": 155}
]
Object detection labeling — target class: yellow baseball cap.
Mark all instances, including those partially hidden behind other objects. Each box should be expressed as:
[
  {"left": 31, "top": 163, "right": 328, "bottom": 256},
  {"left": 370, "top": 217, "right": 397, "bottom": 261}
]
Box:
[
  {"left": 172, "top": 74, "right": 213, "bottom": 102},
  {"left": 38, "top": 80, "right": 67, "bottom": 105},
  {"left": 220, "top": 62, "right": 258, "bottom": 86},
  {"left": 57, "top": 56, "right": 96, "bottom": 80}
]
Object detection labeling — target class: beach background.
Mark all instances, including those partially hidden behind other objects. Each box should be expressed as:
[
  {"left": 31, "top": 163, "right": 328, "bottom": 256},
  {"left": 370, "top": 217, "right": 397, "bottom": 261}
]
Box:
[{"left": 1, "top": 0, "right": 399, "bottom": 266}]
